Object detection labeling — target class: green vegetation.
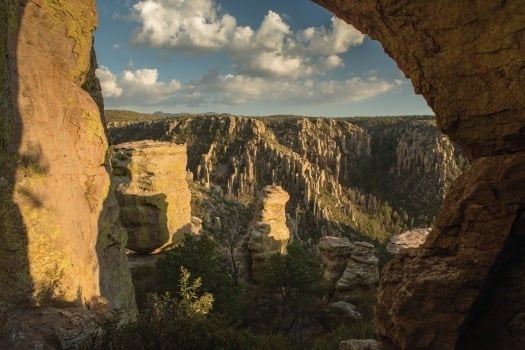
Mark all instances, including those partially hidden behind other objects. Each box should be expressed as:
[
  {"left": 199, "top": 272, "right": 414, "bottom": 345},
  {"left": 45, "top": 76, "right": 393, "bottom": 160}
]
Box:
[
  {"left": 105, "top": 109, "right": 171, "bottom": 122},
  {"left": 92, "top": 235, "right": 359, "bottom": 349}
]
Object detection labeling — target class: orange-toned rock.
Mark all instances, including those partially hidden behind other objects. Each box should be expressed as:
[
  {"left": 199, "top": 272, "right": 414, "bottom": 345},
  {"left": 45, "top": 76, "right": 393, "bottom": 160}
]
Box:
[
  {"left": 247, "top": 185, "right": 291, "bottom": 280},
  {"left": 112, "top": 141, "right": 192, "bottom": 253},
  {"left": 0, "top": 0, "right": 136, "bottom": 325}
]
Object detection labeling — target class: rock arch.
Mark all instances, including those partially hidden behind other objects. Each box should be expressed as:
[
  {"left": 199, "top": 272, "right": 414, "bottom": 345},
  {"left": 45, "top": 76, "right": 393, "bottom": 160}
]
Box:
[
  {"left": 313, "top": 1, "right": 525, "bottom": 348},
  {"left": 1, "top": 0, "right": 524, "bottom": 348}
]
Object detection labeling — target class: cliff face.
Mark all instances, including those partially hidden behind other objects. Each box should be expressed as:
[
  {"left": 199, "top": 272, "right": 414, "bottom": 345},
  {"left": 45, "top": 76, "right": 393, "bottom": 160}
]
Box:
[
  {"left": 313, "top": 0, "right": 525, "bottom": 348},
  {"left": 109, "top": 115, "right": 464, "bottom": 243},
  {"left": 111, "top": 141, "right": 192, "bottom": 253},
  {"left": 0, "top": 0, "right": 136, "bottom": 333}
]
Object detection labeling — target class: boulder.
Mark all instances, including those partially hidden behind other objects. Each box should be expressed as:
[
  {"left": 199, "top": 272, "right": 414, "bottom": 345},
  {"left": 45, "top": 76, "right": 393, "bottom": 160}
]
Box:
[{"left": 386, "top": 228, "right": 430, "bottom": 255}]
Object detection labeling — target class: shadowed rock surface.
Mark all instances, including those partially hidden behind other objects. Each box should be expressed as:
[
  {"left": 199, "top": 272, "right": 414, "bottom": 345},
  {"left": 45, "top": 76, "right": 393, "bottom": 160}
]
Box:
[
  {"left": 314, "top": 0, "right": 525, "bottom": 348},
  {"left": 319, "top": 237, "right": 379, "bottom": 302},
  {"left": 111, "top": 141, "right": 192, "bottom": 253}
]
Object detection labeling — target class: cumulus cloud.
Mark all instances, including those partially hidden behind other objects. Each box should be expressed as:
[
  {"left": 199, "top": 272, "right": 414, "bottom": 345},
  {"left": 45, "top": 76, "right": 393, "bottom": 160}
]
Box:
[
  {"left": 130, "top": 0, "right": 364, "bottom": 78},
  {"left": 97, "top": 66, "right": 181, "bottom": 106},
  {"left": 97, "top": 66, "right": 396, "bottom": 108},
  {"left": 131, "top": 0, "right": 237, "bottom": 52},
  {"left": 96, "top": 66, "right": 122, "bottom": 98}
]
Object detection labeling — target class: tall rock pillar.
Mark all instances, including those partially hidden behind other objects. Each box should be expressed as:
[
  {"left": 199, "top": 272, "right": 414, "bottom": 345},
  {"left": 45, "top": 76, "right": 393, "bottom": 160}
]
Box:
[{"left": 0, "top": 0, "right": 136, "bottom": 320}]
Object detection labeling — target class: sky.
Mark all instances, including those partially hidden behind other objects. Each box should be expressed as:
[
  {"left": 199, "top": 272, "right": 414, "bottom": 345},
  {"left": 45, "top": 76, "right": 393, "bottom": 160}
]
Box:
[{"left": 94, "top": 0, "right": 433, "bottom": 117}]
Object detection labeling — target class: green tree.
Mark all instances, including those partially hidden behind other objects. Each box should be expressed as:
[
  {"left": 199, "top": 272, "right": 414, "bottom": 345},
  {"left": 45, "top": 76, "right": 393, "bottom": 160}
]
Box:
[
  {"left": 252, "top": 243, "right": 325, "bottom": 341},
  {"left": 156, "top": 233, "right": 240, "bottom": 316}
]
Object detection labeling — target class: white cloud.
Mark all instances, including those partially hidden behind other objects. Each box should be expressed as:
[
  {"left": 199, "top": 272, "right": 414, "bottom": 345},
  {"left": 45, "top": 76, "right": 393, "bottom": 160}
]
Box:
[
  {"left": 96, "top": 66, "right": 181, "bottom": 106},
  {"left": 97, "top": 66, "right": 396, "bottom": 109},
  {"left": 130, "top": 0, "right": 364, "bottom": 78},
  {"left": 296, "top": 17, "right": 364, "bottom": 55},
  {"left": 96, "top": 66, "right": 122, "bottom": 98},
  {"left": 131, "top": 0, "right": 237, "bottom": 52}
]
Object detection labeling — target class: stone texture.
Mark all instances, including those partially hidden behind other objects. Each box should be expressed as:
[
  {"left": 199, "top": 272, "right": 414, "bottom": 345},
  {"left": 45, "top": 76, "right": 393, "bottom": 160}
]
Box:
[
  {"left": 112, "top": 141, "right": 192, "bottom": 253},
  {"left": 335, "top": 242, "right": 379, "bottom": 301},
  {"left": 386, "top": 228, "right": 430, "bottom": 255},
  {"left": 0, "top": 307, "right": 100, "bottom": 349},
  {"left": 0, "top": 0, "right": 136, "bottom": 322},
  {"left": 319, "top": 236, "right": 353, "bottom": 288},
  {"left": 339, "top": 339, "right": 379, "bottom": 350},
  {"left": 319, "top": 237, "right": 379, "bottom": 302},
  {"left": 246, "top": 185, "right": 290, "bottom": 280},
  {"left": 312, "top": 1, "right": 525, "bottom": 348}
]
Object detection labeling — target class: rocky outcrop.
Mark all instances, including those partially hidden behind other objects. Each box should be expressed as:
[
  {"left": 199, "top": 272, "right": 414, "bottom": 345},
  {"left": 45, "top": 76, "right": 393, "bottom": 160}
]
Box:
[
  {"left": 109, "top": 115, "right": 464, "bottom": 243},
  {"left": 386, "top": 228, "right": 430, "bottom": 255},
  {"left": 1, "top": 307, "right": 102, "bottom": 349},
  {"left": 314, "top": 1, "right": 525, "bottom": 348},
  {"left": 246, "top": 185, "right": 290, "bottom": 280},
  {"left": 0, "top": 0, "right": 136, "bottom": 323},
  {"left": 339, "top": 339, "right": 380, "bottom": 350},
  {"left": 111, "top": 141, "right": 191, "bottom": 253},
  {"left": 339, "top": 339, "right": 379, "bottom": 350},
  {"left": 319, "top": 237, "right": 379, "bottom": 302}
]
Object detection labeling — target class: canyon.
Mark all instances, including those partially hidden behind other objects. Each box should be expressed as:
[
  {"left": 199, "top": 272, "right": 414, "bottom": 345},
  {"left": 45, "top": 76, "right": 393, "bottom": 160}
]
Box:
[
  {"left": 0, "top": 0, "right": 523, "bottom": 349},
  {"left": 109, "top": 114, "right": 465, "bottom": 246}
]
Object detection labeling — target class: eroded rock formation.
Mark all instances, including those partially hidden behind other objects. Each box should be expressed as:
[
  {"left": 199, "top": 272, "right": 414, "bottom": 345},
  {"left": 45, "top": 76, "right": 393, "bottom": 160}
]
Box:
[
  {"left": 313, "top": 0, "right": 525, "bottom": 348},
  {"left": 111, "top": 141, "right": 192, "bottom": 253},
  {"left": 246, "top": 185, "right": 290, "bottom": 280},
  {"left": 319, "top": 236, "right": 379, "bottom": 302},
  {"left": 109, "top": 115, "right": 464, "bottom": 243},
  {"left": 0, "top": 0, "right": 136, "bottom": 345}
]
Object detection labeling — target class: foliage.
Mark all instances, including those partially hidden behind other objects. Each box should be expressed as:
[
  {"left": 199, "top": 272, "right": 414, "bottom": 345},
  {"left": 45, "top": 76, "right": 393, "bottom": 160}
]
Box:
[
  {"left": 156, "top": 233, "right": 240, "bottom": 316},
  {"left": 147, "top": 267, "right": 213, "bottom": 322},
  {"left": 245, "top": 243, "right": 325, "bottom": 343}
]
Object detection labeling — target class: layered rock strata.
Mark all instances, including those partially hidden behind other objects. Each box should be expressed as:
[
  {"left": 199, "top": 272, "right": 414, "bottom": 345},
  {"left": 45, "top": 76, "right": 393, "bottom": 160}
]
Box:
[
  {"left": 313, "top": 0, "right": 525, "bottom": 348},
  {"left": 0, "top": 0, "right": 136, "bottom": 324},
  {"left": 111, "top": 141, "right": 192, "bottom": 253},
  {"left": 319, "top": 236, "right": 379, "bottom": 302},
  {"left": 246, "top": 185, "right": 290, "bottom": 280}
]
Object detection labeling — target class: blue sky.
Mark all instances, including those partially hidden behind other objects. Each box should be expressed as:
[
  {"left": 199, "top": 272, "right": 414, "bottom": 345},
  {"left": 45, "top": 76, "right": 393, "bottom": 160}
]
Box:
[{"left": 94, "top": 0, "right": 433, "bottom": 117}]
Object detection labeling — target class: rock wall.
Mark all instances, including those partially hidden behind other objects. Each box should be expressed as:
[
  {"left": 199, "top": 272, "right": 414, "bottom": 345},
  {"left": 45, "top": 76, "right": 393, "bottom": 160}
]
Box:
[
  {"left": 109, "top": 115, "right": 464, "bottom": 243},
  {"left": 245, "top": 185, "right": 290, "bottom": 281},
  {"left": 313, "top": 0, "right": 525, "bottom": 348},
  {"left": 319, "top": 237, "right": 379, "bottom": 303},
  {"left": 0, "top": 0, "right": 136, "bottom": 329},
  {"left": 111, "top": 141, "right": 192, "bottom": 253}
]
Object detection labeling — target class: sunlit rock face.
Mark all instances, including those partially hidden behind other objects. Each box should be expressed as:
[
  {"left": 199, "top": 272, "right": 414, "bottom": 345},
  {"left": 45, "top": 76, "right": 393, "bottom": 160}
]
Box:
[
  {"left": 386, "top": 228, "right": 430, "bottom": 255},
  {"left": 314, "top": 0, "right": 525, "bottom": 348},
  {"left": 246, "top": 185, "right": 291, "bottom": 281},
  {"left": 111, "top": 141, "right": 192, "bottom": 253},
  {"left": 0, "top": 0, "right": 136, "bottom": 339}
]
